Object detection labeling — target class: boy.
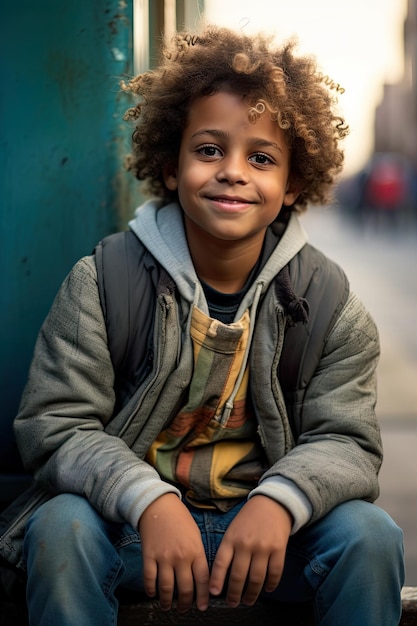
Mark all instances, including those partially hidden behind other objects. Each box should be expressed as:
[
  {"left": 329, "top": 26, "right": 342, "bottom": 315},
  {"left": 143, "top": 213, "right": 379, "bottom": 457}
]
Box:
[{"left": 0, "top": 25, "right": 404, "bottom": 625}]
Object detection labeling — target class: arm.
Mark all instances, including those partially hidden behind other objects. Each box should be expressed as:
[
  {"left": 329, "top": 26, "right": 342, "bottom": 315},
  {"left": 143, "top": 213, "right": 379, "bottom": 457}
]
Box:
[
  {"left": 254, "top": 291, "right": 382, "bottom": 524},
  {"left": 14, "top": 256, "right": 180, "bottom": 527}
]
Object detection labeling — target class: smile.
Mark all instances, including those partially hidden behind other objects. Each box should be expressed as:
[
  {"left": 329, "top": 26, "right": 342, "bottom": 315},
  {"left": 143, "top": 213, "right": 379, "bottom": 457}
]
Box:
[
  {"left": 206, "top": 195, "right": 255, "bottom": 211},
  {"left": 209, "top": 195, "right": 253, "bottom": 204}
]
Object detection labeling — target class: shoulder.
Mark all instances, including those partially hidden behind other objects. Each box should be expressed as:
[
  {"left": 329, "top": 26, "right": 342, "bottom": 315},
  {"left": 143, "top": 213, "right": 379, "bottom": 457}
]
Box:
[
  {"left": 288, "top": 243, "right": 350, "bottom": 338},
  {"left": 55, "top": 255, "right": 99, "bottom": 305},
  {"left": 291, "top": 244, "right": 378, "bottom": 349},
  {"left": 289, "top": 243, "right": 349, "bottom": 296},
  {"left": 94, "top": 230, "right": 161, "bottom": 281},
  {"left": 328, "top": 291, "right": 379, "bottom": 352},
  {"left": 27, "top": 256, "right": 101, "bottom": 340},
  {"left": 95, "top": 230, "right": 146, "bottom": 256}
]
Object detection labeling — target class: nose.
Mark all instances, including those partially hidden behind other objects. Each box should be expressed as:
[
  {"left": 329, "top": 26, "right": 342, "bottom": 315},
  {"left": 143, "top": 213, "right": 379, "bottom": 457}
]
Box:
[{"left": 216, "top": 153, "right": 249, "bottom": 185}]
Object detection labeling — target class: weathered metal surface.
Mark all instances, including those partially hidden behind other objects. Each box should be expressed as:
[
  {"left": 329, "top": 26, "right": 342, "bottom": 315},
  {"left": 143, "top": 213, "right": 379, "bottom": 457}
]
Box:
[{"left": 0, "top": 0, "right": 140, "bottom": 496}]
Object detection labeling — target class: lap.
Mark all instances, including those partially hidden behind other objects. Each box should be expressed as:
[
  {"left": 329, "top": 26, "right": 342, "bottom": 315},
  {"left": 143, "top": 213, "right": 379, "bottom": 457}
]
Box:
[{"left": 24, "top": 494, "right": 403, "bottom": 598}]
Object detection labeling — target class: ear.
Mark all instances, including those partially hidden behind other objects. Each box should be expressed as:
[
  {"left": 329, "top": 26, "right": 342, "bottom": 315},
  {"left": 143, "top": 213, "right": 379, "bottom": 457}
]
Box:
[
  {"left": 163, "top": 162, "right": 178, "bottom": 191},
  {"left": 283, "top": 177, "right": 302, "bottom": 207}
]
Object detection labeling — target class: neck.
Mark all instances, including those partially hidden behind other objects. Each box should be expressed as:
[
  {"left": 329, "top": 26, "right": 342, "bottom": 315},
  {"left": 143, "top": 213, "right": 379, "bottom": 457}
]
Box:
[{"left": 185, "top": 227, "right": 265, "bottom": 294}]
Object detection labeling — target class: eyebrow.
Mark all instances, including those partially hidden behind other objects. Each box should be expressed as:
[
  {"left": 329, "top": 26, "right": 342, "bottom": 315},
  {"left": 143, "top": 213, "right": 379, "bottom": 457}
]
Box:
[{"left": 190, "top": 129, "right": 284, "bottom": 153}]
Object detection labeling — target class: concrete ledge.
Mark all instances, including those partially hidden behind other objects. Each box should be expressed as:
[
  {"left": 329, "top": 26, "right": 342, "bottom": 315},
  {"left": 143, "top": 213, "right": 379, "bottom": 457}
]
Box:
[
  {"left": 117, "top": 587, "right": 417, "bottom": 626},
  {"left": 118, "top": 597, "right": 314, "bottom": 625},
  {"left": 1, "top": 587, "right": 416, "bottom": 625},
  {"left": 401, "top": 587, "right": 417, "bottom": 626}
]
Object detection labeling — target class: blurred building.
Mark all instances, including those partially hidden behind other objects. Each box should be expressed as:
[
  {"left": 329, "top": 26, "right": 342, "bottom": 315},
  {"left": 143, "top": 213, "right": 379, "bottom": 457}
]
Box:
[
  {"left": 374, "top": 0, "right": 417, "bottom": 168},
  {"left": 134, "top": 0, "right": 204, "bottom": 73}
]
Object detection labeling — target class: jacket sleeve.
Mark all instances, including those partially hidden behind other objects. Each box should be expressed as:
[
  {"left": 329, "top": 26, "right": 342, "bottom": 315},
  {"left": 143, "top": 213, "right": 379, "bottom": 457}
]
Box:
[
  {"left": 255, "top": 291, "right": 382, "bottom": 525},
  {"left": 13, "top": 256, "right": 180, "bottom": 527}
]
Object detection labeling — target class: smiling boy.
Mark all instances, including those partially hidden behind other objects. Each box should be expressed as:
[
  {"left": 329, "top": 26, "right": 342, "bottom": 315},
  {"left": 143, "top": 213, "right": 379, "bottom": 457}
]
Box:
[{"left": 0, "top": 25, "right": 404, "bottom": 626}]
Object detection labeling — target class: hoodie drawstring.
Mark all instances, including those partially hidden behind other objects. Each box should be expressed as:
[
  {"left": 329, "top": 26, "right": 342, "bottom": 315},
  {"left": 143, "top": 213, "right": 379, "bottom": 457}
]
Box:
[{"left": 221, "top": 280, "right": 264, "bottom": 423}]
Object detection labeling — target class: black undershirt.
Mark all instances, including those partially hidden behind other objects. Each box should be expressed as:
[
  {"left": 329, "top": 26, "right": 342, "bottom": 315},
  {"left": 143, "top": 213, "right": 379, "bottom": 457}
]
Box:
[
  {"left": 199, "top": 226, "right": 282, "bottom": 324},
  {"left": 201, "top": 255, "right": 263, "bottom": 324}
]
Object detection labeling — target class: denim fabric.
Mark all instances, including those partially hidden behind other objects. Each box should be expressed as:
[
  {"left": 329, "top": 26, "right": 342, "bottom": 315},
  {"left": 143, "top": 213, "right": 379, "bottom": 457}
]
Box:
[{"left": 23, "top": 494, "right": 404, "bottom": 626}]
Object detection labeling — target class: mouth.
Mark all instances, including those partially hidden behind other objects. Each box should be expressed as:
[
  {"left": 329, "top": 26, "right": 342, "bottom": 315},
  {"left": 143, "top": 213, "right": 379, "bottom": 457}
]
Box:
[
  {"left": 206, "top": 195, "right": 255, "bottom": 211},
  {"left": 209, "top": 195, "right": 253, "bottom": 204}
]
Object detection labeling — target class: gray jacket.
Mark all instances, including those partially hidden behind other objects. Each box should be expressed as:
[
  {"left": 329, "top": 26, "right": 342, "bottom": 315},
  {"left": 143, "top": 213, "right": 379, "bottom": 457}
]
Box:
[{"left": 0, "top": 201, "right": 382, "bottom": 571}]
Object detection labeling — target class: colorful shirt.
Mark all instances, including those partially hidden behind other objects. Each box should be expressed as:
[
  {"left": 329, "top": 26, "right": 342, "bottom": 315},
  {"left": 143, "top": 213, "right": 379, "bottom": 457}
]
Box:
[{"left": 146, "top": 305, "right": 266, "bottom": 511}]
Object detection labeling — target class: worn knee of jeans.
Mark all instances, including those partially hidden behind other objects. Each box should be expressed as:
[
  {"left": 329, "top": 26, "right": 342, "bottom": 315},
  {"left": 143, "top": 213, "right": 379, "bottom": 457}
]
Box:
[
  {"left": 23, "top": 495, "right": 127, "bottom": 626},
  {"left": 316, "top": 501, "right": 405, "bottom": 589},
  {"left": 23, "top": 494, "right": 124, "bottom": 590},
  {"left": 342, "top": 502, "right": 403, "bottom": 572}
]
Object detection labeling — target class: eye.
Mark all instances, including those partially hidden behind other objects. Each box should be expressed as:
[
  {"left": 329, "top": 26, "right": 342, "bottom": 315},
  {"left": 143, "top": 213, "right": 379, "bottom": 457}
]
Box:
[
  {"left": 196, "top": 144, "right": 223, "bottom": 158},
  {"left": 248, "top": 152, "right": 274, "bottom": 165}
]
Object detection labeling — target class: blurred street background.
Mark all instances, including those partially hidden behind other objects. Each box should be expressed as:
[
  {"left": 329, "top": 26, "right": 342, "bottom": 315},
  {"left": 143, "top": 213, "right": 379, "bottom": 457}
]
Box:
[{"left": 301, "top": 206, "right": 417, "bottom": 586}]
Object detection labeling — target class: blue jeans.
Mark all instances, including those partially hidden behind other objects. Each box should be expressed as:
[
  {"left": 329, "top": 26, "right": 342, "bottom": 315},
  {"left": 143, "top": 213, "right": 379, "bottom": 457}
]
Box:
[{"left": 23, "top": 494, "right": 404, "bottom": 626}]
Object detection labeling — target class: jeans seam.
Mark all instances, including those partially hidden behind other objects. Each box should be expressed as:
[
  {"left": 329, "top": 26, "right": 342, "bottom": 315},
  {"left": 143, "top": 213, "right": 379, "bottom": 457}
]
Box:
[{"left": 102, "top": 555, "right": 125, "bottom": 599}]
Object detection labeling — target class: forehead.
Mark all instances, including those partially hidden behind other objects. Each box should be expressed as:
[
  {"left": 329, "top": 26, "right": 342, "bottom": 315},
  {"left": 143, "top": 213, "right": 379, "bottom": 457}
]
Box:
[
  {"left": 187, "top": 91, "right": 256, "bottom": 122},
  {"left": 184, "top": 91, "right": 287, "bottom": 144}
]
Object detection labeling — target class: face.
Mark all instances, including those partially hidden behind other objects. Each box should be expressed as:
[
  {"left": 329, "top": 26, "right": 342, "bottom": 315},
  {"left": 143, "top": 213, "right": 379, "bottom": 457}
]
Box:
[{"left": 164, "top": 91, "right": 299, "bottom": 249}]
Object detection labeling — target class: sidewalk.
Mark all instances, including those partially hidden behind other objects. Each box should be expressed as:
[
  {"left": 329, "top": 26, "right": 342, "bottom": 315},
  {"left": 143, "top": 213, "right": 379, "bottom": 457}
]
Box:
[{"left": 377, "top": 422, "right": 417, "bottom": 585}]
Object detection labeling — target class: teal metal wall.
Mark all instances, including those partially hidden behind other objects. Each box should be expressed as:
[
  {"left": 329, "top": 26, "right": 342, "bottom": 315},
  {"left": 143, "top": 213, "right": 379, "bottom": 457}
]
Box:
[{"left": 0, "top": 0, "right": 140, "bottom": 493}]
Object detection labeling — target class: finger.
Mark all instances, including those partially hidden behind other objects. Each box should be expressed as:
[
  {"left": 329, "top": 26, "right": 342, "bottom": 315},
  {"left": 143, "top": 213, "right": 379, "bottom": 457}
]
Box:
[
  {"left": 157, "top": 564, "right": 175, "bottom": 611},
  {"left": 142, "top": 557, "right": 157, "bottom": 598},
  {"left": 209, "top": 542, "right": 234, "bottom": 597},
  {"left": 174, "top": 566, "right": 195, "bottom": 614},
  {"left": 263, "top": 552, "right": 284, "bottom": 593},
  {"left": 224, "top": 550, "right": 252, "bottom": 607},
  {"left": 242, "top": 553, "right": 268, "bottom": 606},
  {"left": 192, "top": 555, "right": 210, "bottom": 612}
]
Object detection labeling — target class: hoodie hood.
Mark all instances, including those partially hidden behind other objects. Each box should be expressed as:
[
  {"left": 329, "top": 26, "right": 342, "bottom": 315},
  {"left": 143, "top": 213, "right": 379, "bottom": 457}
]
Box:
[
  {"left": 129, "top": 199, "right": 201, "bottom": 308},
  {"left": 128, "top": 199, "right": 308, "bottom": 317}
]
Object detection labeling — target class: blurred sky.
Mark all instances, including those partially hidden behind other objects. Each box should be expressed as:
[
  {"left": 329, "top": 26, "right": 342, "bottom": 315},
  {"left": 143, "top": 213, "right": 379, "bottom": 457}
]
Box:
[{"left": 204, "top": 0, "right": 408, "bottom": 177}]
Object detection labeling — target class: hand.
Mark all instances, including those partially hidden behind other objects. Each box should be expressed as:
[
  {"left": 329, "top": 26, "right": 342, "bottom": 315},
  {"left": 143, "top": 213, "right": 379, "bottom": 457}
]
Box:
[
  {"left": 209, "top": 495, "right": 292, "bottom": 607},
  {"left": 138, "top": 493, "right": 210, "bottom": 612}
]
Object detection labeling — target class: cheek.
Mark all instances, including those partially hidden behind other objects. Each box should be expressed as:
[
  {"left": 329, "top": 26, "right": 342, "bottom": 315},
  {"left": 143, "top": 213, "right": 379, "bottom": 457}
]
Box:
[{"left": 177, "top": 167, "right": 203, "bottom": 194}]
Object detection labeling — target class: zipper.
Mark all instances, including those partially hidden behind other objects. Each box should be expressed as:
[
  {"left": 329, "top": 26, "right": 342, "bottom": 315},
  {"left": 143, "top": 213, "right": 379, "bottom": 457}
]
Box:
[{"left": 253, "top": 305, "right": 293, "bottom": 458}]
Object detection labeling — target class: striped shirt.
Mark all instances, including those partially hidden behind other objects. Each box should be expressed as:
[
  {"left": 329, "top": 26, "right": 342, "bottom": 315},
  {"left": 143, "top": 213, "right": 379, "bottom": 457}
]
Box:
[{"left": 146, "top": 305, "right": 267, "bottom": 511}]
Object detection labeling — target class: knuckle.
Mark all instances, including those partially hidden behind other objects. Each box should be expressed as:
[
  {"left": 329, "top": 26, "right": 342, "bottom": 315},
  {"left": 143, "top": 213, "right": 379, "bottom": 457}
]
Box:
[
  {"left": 249, "top": 574, "right": 265, "bottom": 585},
  {"left": 229, "top": 572, "right": 245, "bottom": 585}
]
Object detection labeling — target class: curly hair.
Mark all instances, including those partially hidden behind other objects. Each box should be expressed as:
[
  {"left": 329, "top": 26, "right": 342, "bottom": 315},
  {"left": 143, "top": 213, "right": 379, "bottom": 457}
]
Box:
[{"left": 121, "top": 25, "right": 349, "bottom": 211}]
